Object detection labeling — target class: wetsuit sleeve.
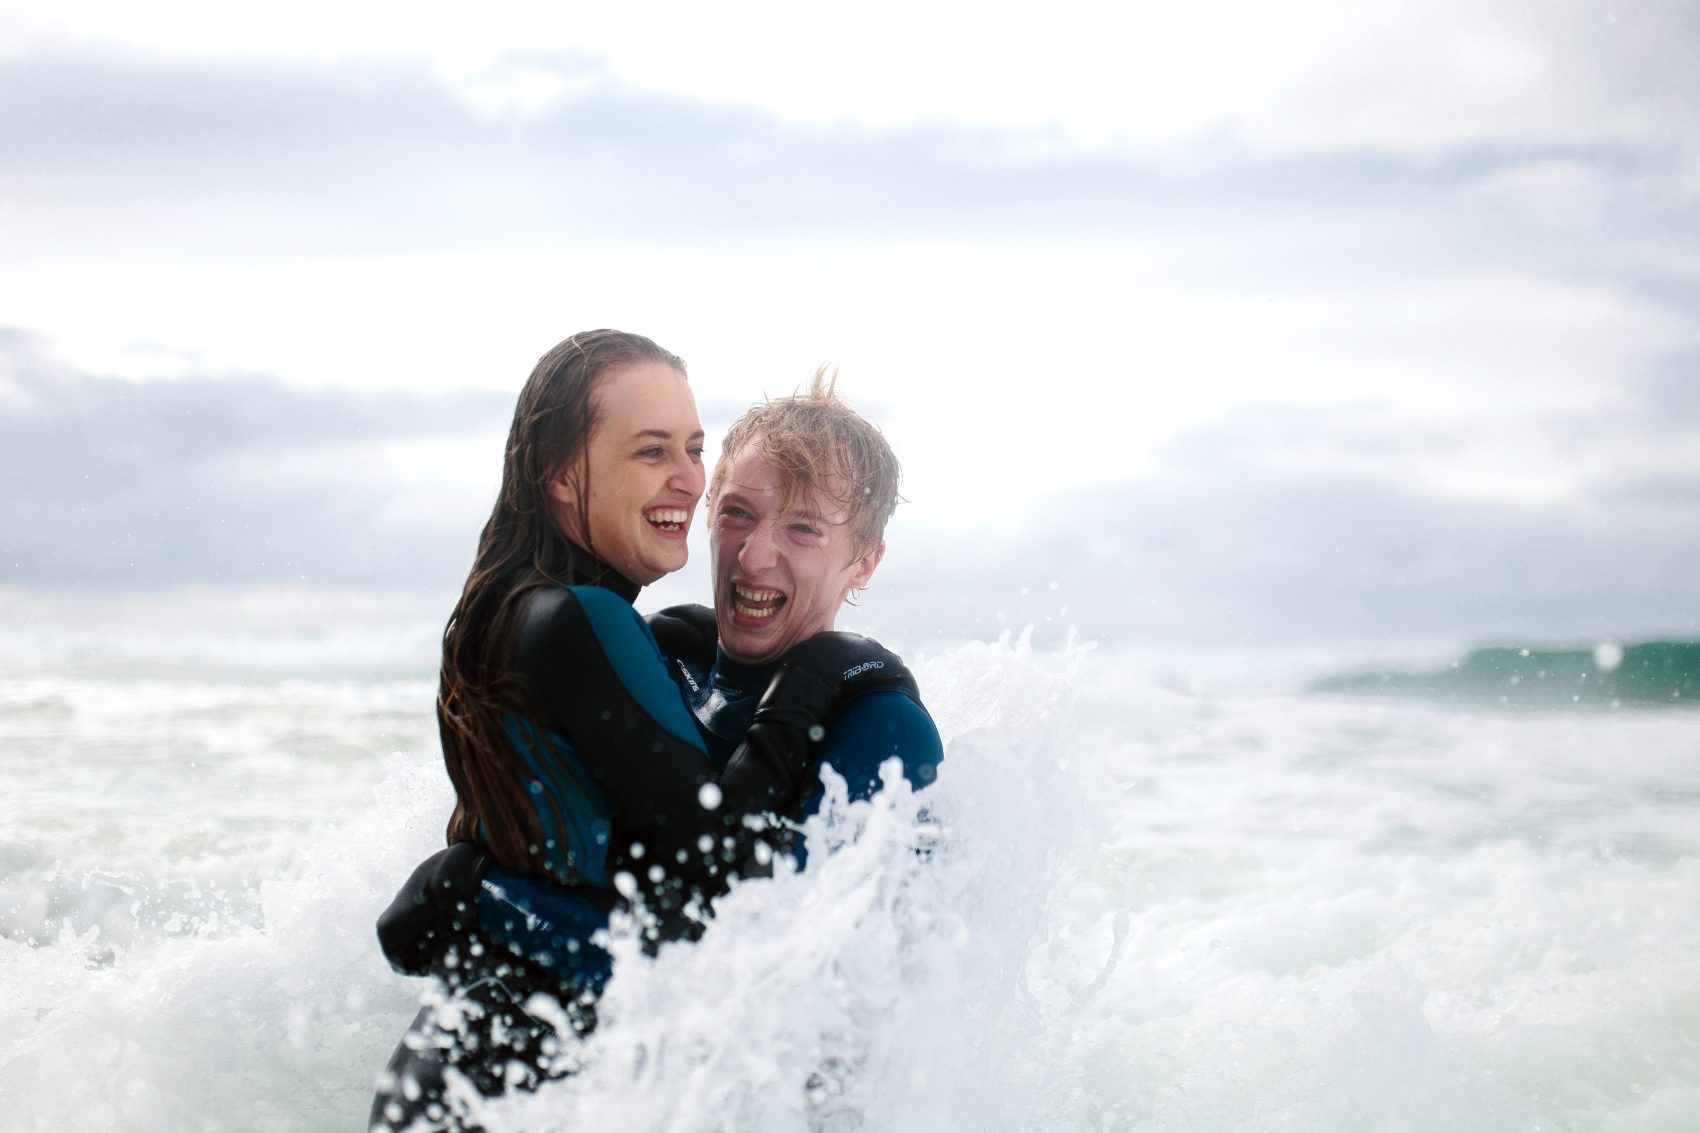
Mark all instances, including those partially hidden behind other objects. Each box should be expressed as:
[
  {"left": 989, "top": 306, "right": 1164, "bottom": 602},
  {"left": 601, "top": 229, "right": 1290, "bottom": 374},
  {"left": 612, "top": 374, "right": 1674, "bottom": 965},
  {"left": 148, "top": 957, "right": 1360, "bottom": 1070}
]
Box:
[
  {"left": 814, "top": 690, "right": 943, "bottom": 802},
  {"left": 644, "top": 603, "right": 718, "bottom": 670},
  {"left": 516, "top": 587, "right": 821, "bottom": 871},
  {"left": 478, "top": 864, "right": 617, "bottom": 990},
  {"left": 376, "top": 842, "right": 493, "bottom": 978}
]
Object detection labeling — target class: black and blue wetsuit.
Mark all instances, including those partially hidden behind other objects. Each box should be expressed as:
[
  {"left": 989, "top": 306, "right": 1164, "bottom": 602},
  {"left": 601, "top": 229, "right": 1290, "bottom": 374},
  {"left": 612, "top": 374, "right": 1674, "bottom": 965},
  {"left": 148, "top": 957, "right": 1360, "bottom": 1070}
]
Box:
[
  {"left": 674, "top": 644, "right": 942, "bottom": 816},
  {"left": 371, "top": 565, "right": 928, "bottom": 1131},
  {"left": 372, "top": 554, "right": 864, "bottom": 1132},
  {"left": 472, "top": 604, "right": 944, "bottom": 967}
]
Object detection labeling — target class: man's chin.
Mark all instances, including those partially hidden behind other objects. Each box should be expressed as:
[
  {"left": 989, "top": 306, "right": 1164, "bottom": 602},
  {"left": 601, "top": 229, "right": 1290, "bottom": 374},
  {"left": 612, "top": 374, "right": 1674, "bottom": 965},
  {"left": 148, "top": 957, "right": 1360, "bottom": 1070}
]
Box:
[{"left": 718, "top": 619, "right": 786, "bottom": 667}]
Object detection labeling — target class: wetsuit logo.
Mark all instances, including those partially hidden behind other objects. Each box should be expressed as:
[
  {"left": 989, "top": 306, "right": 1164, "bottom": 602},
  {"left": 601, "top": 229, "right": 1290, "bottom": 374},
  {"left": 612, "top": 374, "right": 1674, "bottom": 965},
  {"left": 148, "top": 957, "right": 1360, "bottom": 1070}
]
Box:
[
  {"left": 843, "top": 660, "right": 884, "bottom": 680},
  {"left": 675, "top": 659, "right": 700, "bottom": 693}
]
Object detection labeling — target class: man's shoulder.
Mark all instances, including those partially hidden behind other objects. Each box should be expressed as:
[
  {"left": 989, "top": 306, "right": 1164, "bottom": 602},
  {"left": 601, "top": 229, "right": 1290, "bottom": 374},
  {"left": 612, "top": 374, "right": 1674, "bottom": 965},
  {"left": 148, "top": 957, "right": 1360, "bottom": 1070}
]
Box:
[
  {"left": 836, "top": 686, "right": 938, "bottom": 733},
  {"left": 823, "top": 686, "right": 944, "bottom": 792}
]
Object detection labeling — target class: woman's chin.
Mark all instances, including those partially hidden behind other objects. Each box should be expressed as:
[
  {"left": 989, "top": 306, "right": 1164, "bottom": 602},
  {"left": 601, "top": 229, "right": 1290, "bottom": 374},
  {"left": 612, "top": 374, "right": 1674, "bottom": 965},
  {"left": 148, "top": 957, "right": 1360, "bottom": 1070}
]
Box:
[{"left": 631, "top": 547, "right": 689, "bottom": 584}]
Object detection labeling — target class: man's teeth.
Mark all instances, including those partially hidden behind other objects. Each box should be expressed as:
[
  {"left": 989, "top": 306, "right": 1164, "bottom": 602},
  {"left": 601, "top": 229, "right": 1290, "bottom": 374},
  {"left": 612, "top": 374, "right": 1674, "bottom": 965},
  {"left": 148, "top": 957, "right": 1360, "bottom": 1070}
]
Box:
[{"left": 734, "top": 585, "right": 784, "bottom": 618}]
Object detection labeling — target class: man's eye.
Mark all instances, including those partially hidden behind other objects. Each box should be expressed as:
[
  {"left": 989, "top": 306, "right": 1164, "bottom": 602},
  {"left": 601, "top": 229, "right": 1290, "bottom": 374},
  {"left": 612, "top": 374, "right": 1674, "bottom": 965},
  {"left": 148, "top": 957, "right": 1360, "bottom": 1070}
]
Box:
[
  {"left": 720, "top": 506, "right": 752, "bottom": 520},
  {"left": 790, "top": 524, "right": 821, "bottom": 537}
]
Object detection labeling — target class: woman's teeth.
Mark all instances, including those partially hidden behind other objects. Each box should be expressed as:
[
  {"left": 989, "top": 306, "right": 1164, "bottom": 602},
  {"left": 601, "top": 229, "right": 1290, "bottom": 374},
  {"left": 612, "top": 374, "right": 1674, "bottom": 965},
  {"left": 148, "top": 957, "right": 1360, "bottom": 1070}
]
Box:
[
  {"left": 646, "top": 507, "right": 688, "bottom": 532},
  {"left": 734, "top": 585, "right": 784, "bottom": 619}
]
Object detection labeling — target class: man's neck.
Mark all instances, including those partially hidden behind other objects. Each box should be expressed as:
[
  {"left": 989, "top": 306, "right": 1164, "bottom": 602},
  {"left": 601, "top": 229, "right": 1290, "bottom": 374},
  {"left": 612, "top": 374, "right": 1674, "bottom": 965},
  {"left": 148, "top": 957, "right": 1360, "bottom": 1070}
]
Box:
[{"left": 708, "top": 649, "right": 776, "bottom": 694}]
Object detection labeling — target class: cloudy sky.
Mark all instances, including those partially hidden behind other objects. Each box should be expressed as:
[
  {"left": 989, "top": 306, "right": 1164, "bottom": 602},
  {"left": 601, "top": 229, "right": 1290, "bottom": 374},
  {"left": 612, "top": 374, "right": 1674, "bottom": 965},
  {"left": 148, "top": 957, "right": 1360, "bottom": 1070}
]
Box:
[{"left": 2, "top": 0, "right": 1696, "bottom": 645}]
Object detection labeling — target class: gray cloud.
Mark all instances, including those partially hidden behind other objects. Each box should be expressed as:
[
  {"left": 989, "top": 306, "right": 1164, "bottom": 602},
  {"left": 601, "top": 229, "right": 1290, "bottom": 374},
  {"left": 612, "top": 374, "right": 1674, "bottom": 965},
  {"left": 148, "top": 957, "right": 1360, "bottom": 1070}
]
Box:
[
  {"left": 875, "top": 409, "right": 1700, "bottom": 647},
  {"left": 0, "top": 330, "right": 508, "bottom": 586},
  {"left": 1632, "top": 356, "right": 1700, "bottom": 438},
  {"left": 3, "top": 50, "right": 1170, "bottom": 253},
  {"left": 7, "top": 330, "right": 1696, "bottom": 645},
  {"left": 5, "top": 47, "right": 1695, "bottom": 297},
  {"left": 0, "top": 330, "right": 816, "bottom": 589}
]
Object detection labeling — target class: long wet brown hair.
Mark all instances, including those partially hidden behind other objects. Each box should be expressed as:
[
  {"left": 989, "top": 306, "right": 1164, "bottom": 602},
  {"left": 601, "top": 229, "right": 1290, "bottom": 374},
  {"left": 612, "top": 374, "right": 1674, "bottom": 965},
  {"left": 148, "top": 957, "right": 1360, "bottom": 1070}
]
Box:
[{"left": 439, "top": 330, "right": 685, "bottom": 867}]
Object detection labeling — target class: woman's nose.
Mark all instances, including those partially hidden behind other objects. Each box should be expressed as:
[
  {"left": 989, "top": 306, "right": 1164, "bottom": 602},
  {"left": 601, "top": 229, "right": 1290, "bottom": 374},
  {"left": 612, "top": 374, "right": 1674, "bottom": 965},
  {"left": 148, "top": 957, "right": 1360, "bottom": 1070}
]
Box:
[{"left": 669, "top": 452, "right": 705, "bottom": 498}]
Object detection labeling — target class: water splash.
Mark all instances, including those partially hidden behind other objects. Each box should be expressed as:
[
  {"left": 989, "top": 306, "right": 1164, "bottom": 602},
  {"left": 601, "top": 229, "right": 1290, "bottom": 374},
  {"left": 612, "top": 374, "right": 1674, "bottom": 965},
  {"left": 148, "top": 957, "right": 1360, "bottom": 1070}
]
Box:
[{"left": 6, "top": 612, "right": 1700, "bottom": 1132}]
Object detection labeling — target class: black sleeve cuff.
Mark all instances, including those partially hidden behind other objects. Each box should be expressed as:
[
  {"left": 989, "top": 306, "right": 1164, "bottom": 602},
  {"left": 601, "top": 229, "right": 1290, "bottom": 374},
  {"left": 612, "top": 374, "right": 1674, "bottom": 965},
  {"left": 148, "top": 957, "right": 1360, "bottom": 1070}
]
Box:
[{"left": 375, "top": 842, "right": 493, "bottom": 977}]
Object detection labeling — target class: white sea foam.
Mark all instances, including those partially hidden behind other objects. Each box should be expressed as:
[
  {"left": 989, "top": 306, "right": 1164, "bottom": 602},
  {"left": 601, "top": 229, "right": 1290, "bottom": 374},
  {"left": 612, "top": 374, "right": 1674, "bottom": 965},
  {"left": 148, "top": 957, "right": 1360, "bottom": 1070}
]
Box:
[{"left": 2, "top": 594, "right": 1698, "bottom": 1131}]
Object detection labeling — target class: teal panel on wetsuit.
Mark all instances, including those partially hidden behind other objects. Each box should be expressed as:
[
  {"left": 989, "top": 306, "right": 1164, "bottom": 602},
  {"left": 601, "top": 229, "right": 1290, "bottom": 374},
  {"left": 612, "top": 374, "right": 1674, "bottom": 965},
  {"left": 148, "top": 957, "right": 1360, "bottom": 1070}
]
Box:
[
  {"left": 480, "top": 865, "right": 616, "bottom": 991},
  {"left": 569, "top": 585, "right": 706, "bottom": 753},
  {"left": 504, "top": 715, "right": 614, "bottom": 887},
  {"left": 816, "top": 690, "right": 944, "bottom": 798},
  {"left": 478, "top": 649, "right": 943, "bottom": 992}
]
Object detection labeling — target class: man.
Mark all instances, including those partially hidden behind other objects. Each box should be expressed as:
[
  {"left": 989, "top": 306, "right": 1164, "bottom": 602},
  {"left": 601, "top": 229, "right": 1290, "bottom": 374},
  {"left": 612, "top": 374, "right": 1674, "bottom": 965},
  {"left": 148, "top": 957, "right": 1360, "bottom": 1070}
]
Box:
[
  {"left": 370, "top": 374, "right": 941, "bottom": 1130},
  {"left": 650, "top": 369, "right": 941, "bottom": 824}
]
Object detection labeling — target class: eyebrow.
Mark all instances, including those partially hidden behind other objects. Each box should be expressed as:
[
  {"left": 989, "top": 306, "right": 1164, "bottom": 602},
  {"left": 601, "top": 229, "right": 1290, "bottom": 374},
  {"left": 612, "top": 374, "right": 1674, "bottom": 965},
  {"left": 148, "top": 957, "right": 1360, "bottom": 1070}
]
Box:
[
  {"left": 720, "top": 487, "right": 837, "bottom": 525},
  {"left": 786, "top": 507, "right": 831, "bottom": 524},
  {"left": 629, "top": 428, "right": 706, "bottom": 442}
]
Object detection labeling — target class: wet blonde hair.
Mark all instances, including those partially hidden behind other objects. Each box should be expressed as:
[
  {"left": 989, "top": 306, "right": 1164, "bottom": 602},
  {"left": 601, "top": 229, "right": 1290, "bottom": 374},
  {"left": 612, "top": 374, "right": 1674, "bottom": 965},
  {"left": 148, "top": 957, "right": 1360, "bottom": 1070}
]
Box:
[{"left": 709, "top": 367, "right": 902, "bottom": 561}]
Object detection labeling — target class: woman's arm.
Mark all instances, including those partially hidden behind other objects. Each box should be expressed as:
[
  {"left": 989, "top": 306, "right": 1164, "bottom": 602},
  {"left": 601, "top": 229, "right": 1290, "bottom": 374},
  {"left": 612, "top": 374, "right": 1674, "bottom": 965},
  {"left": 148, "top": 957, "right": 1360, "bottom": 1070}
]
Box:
[{"left": 514, "top": 587, "right": 911, "bottom": 889}]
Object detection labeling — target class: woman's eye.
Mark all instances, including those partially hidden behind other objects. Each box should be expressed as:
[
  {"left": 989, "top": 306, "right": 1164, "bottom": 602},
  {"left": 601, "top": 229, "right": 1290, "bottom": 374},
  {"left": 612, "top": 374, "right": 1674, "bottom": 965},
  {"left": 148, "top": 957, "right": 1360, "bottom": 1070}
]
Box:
[
  {"left": 636, "top": 446, "right": 664, "bottom": 459},
  {"left": 687, "top": 446, "right": 705, "bottom": 461}
]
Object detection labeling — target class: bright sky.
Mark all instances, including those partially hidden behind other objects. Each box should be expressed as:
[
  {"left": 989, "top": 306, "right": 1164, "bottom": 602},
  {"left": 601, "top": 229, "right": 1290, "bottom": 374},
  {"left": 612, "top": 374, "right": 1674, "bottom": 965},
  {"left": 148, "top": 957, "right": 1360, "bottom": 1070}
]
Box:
[{"left": 2, "top": 0, "right": 1697, "bottom": 637}]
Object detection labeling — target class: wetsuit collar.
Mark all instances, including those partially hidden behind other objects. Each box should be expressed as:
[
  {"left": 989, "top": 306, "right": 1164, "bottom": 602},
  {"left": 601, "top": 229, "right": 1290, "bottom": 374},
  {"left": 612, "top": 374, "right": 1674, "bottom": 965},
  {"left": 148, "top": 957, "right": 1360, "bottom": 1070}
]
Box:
[
  {"left": 566, "top": 541, "right": 641, "bottom": 603},
  {"left": 708, "top": 648, "right": 777, "bottom": 695}
]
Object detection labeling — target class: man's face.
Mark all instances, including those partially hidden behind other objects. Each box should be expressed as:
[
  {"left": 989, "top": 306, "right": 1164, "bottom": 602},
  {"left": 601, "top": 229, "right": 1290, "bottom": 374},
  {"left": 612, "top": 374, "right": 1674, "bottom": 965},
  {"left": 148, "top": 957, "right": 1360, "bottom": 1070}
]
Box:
[{"left": 709, "top": 441, "right": 883, "bottom": 666}]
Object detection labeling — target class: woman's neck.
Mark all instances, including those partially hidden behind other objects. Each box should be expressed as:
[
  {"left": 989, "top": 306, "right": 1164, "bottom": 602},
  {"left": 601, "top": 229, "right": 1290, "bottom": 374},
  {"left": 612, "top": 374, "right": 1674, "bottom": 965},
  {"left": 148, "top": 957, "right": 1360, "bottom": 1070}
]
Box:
[{"left": 565, "top": 540, "right": 641, "bottom": 602}]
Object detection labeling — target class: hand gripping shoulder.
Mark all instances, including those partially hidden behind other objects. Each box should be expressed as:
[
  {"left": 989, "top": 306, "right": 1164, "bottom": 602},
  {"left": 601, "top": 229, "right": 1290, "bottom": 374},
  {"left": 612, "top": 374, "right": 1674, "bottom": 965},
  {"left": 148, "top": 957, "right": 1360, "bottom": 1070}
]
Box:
[{"left": 645, "top": 603, "right": 718, "bottom": 668}]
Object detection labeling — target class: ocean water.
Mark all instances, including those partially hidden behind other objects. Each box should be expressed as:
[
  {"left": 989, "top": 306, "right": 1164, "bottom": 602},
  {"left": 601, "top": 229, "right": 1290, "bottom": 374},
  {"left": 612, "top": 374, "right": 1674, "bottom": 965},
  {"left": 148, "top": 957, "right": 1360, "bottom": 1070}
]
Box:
[{"left": 2, "top": 588, "right": 1698, "bottom": 1132}]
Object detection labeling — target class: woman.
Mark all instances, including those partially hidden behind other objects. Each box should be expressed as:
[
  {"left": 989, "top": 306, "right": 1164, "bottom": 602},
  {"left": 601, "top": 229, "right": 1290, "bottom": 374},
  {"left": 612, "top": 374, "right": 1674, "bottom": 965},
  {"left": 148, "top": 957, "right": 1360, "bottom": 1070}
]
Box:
[{"left": 370, "top": 331, "right": 906, "bottom": 1132}]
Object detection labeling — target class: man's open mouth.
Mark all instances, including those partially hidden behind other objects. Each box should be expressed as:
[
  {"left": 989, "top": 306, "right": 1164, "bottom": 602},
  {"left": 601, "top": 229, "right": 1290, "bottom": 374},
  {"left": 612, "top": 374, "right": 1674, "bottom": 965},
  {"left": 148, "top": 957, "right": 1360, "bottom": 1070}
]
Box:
[{"left": 733, "top": 584, "right": 785, "bottom": 620}]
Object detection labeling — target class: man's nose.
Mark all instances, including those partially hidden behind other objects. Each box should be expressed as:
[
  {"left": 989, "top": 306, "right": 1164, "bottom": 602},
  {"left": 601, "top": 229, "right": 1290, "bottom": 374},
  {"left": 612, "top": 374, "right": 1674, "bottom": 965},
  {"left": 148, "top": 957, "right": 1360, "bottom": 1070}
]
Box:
[{"left": 737, "top": 524, "right": 779, "bottom": 571}]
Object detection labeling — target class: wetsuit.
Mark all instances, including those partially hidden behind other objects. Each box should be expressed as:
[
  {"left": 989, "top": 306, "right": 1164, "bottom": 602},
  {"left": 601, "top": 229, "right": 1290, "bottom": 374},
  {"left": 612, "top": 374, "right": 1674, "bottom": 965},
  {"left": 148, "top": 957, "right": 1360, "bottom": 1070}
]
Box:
[
  {"left": 370, "top": 561, "right": 917, "bottom": 1132},
  {"left": 457, "top": 604, "right": 944, "bottom": 979},
  {"left": 649, "top": 601, "right": 942, "bottom": 823}
]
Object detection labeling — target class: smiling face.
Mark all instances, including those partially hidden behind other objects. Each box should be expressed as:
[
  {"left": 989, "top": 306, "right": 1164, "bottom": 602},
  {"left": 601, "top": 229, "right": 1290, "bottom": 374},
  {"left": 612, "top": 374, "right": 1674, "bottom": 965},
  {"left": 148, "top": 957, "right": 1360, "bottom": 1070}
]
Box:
[
  {"left": 549, "top": 360, "right": 705, "bottom": 585},
  {"left": 709, "top": 439, "right": 884, "bottom": 665}
]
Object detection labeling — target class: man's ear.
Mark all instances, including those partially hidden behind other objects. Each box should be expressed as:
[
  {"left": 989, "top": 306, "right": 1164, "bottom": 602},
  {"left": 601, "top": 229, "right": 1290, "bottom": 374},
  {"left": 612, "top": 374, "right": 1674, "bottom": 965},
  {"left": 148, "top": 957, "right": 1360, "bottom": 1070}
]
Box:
[{"left": 848, "top": 539, "right": 886, "bottom": 590}]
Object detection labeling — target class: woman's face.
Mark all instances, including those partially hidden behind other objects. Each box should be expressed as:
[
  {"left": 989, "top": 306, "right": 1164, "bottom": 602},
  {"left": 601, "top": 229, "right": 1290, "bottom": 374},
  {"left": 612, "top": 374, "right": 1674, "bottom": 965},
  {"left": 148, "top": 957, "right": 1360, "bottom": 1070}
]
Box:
[{"left": 551, "top": 360, "right": 706, "bottom": 585}]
